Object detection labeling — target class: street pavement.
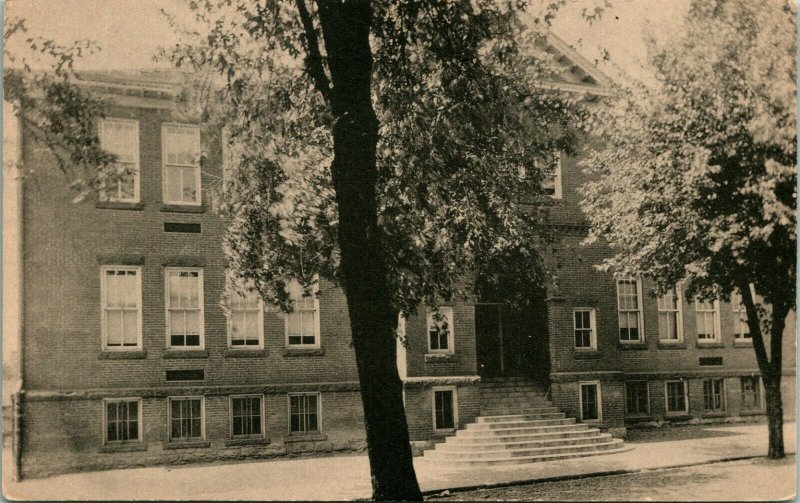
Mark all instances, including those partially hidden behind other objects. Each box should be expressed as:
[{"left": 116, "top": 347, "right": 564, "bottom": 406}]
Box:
[{"left": 2, "top": 422, "right": 795, "bottom": 500}]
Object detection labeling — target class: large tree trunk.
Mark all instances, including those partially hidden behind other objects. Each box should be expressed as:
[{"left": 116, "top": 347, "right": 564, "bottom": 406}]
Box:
[
  {"left": 740, "top": 284, "right": 788, "bottom": 459},
  {"left": 316, "top": 2, "right": 422, "bottom": 500}
]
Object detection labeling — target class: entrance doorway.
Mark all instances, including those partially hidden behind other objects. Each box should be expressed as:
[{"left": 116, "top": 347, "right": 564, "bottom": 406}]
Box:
[{"left": 475, "top": 303, "right": 536, "bottom": 378}]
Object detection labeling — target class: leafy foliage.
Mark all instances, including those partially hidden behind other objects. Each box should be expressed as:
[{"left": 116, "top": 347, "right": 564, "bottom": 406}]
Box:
[
  {"left": 164, "top": 0, "right": 587, "bottom": 315},
  {"left": 580, "top": 0, "right": 796, "bottom": 311}
]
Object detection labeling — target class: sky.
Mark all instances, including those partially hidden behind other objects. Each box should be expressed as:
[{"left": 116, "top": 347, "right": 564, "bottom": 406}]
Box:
[{"left": 4, "top": 0, "right": 691, "bottom": 82}]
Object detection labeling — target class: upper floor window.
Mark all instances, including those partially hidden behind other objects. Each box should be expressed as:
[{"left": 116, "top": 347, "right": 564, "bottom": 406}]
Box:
[
  {"left": 573, "top": 308, "right": 596, "bottom": 350},
  {"left": 695, "top": 298, "right": 720, "bottom": 343},
  {"left": 99, "top": 119, "right": 139, "bottom": 203},
  {"left": 227, "top": 284, "right": 264, "bottom": 349},
  {"left": 165, "top": 268, "right": 204, "bottom": 349},
  {"left": 162, "top": 124, "right": 201, "bottom": 205},
  {"left": 657, "top": 286, "right": 683, "bottom": 343},
  {"left": 285, "top": 280, "right": 320, "bottom": 348},
  {"left": 101, "top": 266, "right": 142, "bottom": 350},
  {"left": 731, "top": 291, "right": 751, "bottom": 342},
  {"left": 616, "top": 278, "right": 643, "bottom": 342},
  {"left": 427, "top": 306, "right": 455, "bottom": 354},
  {"left": 540, "top": 150, "right": 562, "bottom": 199}
]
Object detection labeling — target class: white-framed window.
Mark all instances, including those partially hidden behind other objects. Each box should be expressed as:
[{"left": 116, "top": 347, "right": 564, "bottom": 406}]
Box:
[
  {"left": 165, "top": 268, "right": 204, "bottom": 349},
  {"left": 427, "top": 306, "right": 455, "bottom": 354},
  {"left": 617, "top": 278, "right": 644, "bottom": 342},
  {"left": 162, "top": 123, "right": 201, "bottom": 205},
  {"left": 625, "top": 381, "right": 649, "bottom": 416},
  {"left": 740, "top": 376, "right": 762, "bottom": 410},
  {"left": 540, "top": 150, "right": 563, "bottom": 199},
  {"left": 703, "top": 378, "right": 725, "bottom": 412},
  {"left": 288, "top": 392, "right": 321, "bottom": 435},
  {"left": 665, "top": 380, "right": 689, "bottom": 414},
  {"left": 101, "top": 266, "right": 142, "bottom": 350},
  {"left": 695, "top": 298, "right": 721, "bottom": 343},
  {"left": 230, "top": 395, "right": 264, "bottom": 438},
  {"left": 579, "top": 382, "right": 602, "bottom": 421},
  {"left": 657, "top": 286, "right": 684, "bottom": 343},
  {"left": 432, "top": 386, "right": 457, "bottom": 431},
  {"left": 103, "top": 398, "right": 142, "bottom": 444},
  {"left": 168, "top": 396, "right": 204, "bottom": 442},
  {"left": 99, "top": 118, "right": 139, "bottom": 203},
  {"left": 573, "top": 308, "right": 596, "bottom": 350},
  {"left": 731, "top": 291, "right": 751, "bottom": 342},
  {"left": 285, "top": 280, "right": 320, "bottom": 348},
  {"left": 227, "top": 284, "right": 264, "bottom": 349}
]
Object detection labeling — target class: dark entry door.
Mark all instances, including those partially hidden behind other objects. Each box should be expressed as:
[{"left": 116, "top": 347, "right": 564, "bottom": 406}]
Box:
[{"left": 475, "top": 304, "right": 503, "bottom": 378}]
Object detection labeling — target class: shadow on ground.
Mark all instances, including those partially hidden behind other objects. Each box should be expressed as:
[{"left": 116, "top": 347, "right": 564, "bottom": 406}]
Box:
[{"left": 625, "top": 424, "right": 746, "bottom": 443}]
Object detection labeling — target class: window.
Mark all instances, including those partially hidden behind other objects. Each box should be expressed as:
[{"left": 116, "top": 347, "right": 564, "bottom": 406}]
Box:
[
  {"left": 657, "top": 286, "right": 683, "bottom": 342},
  {"left": 162, "top": 124, "right": 201, "bottom": 205},
  {"left": 540, "top": 150, "right": 563, "bottom": 199},
  {"left": 573, "top": 308, "right": 596, "bottom": 350},
  {"left": 617, "top": 278, "right": 643, "bottom": 342},
  {"left": 285, "top": 280, "right": 320, "bottom": 348},
  {"left": 433, "top": 388, "right": 457, "bottom": 430},
  {"left": 230, "top": 396, "right": 263, "bottom": 438},
  {"left": 732, "top": 291, "right": 751, "bottom": 342},
  {"left": 101, "top": 267, "right": 142, "bottom": 350},
  {"left": 740, "top": 376, "right": 762, "bottom": 410},
  {"left": 625, "top": 381, "right": 649, "bottom": 416},
  {"left": 169, "top": 397, "right": 204, "bottom": 441},
  {"left": 227, "top": 285, "right": 263, "bottom": 348},
  {"left": 665, "top": 381, "right": 688, "bottom": 414},
  {"left": 427, "top": 307, "right": 455, "bottom": 353},
  {"left": 165, "top": 269, "right": 204, "bottom": 349},
  {"left": 289, "top": 393, "right": 320, "bottom": 435},
  {"left": 703, "top": 378, "right": 725, "bottom": 412},
  {"left": 99, "top": 119, "right": 139, "bottom": 202},
  {"left": 104, "top": 399, "right": 141, "bottom": 444},
  {"left": 695, "top": 299, "right": 720, "bottom": 343},
  {"left": 579, "top": 382, "right": 601, "bottom": 421}
]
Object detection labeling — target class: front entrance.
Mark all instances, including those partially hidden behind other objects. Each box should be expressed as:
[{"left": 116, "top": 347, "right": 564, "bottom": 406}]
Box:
[{"left": 475, "top": 304, "right": 531, "bottom": 378}]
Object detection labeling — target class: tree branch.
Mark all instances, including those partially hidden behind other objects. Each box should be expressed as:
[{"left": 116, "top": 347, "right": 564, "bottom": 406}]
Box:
[{"left": 294, "top": 0, "right": 332, "bottom": 104}]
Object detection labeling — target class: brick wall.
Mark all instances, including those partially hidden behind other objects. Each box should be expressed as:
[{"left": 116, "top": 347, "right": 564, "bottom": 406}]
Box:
[{"left": 403, "top": 304, "right": 478, "bottom": 378}]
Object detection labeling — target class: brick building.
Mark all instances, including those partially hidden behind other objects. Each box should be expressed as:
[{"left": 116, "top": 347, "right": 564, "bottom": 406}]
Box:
[{"left": 4, "top": 37, "right": 795, "bottom": 479}]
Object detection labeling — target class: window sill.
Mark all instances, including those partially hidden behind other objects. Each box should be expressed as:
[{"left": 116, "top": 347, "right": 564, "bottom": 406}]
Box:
[
  {"left": 618, "top": 343, "right": 648, "bottom": 351},
  {"left": 696, "top": 342, "right": 724, "bottom": 349},
  {"left": 425, "top": 353, "right": 458, "bottom": 363},
  {"left": 163, "top": 349, "right": 209, "bottom": 359},
  {"left": 98, "top": 350, "right": 147, "bottom": 360},
  {"left": 160, "top": 203, "right": 206, "bottom": 214},
  {"left": 283, "top": 348, "right": 325, "bottom": 357},
  {"left": 573, "top": 350, "right": 600, "bottom": 360},
  {"left": 224, "top": 349, "right": 268, "bottom": 358},
  {"left": 658, "top": 342, "right": 687, "bottom": 350},
  {"left": 701, "top": 411, "right": 727, "bottom": 418},
  {"left": 99, "top": 443, "right": 148, "bottom": 453},
  {"left": 96, "top": 200, "right": 145, "bottom": 211},
  {"left": 284, "top": 433, "right": 327, "bottom": 443},
  {"left": 163, "top": 441, "right": 210, "bottom": 450},
  {"left": 733, "top": 341, "right": 753, "bottom": 348},
  {"left": 224, "top": 437, "right": 271, "bottom": 447}
]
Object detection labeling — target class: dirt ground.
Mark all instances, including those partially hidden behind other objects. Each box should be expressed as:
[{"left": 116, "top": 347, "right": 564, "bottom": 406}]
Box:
[{"left": 428, "top": 456, "right": 797, "bottom": 502}]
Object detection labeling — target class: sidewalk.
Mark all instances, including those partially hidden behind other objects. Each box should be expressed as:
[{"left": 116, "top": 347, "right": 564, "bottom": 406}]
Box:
[{"left": 3, "top": 422, "right": 795, "bottom": 500}]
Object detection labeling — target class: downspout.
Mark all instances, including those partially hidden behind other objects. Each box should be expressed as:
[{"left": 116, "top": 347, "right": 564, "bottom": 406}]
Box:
[{"left": 3, "top": 101, "right": 24, "bottom": 480}]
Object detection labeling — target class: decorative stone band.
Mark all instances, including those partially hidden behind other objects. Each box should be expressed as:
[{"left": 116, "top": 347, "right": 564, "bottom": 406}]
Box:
[
  {"left": 23, "top": 381, "right": 362, "bottom": 401},
  {"left": 549, "top": 368, "right": 795, "bottom": 383},
  {"left": 401, "top": 375, "right": 481, "bottom": 389}
]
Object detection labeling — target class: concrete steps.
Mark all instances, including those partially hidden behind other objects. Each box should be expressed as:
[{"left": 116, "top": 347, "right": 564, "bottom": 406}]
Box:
[{"left": 422, "top": 378, "right": 627, "bottom": 466}]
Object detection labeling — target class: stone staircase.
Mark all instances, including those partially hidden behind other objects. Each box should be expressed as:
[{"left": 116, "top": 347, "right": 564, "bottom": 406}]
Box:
[{"left": 423, "top": 377, "right": 627, "bottom": 466}]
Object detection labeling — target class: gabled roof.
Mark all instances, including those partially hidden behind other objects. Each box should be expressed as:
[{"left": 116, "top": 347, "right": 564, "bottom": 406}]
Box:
[{"left": 537, "top": 32, "right": 615, "bottom": 97}]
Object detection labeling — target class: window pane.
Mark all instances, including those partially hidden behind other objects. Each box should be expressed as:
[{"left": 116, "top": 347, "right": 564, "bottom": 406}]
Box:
[
  {"left": 166, "top": 167, "right": 183, "bottom": 202},
  {"left": 106, "top": 311, "right": 123, "bottom": 345}
]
